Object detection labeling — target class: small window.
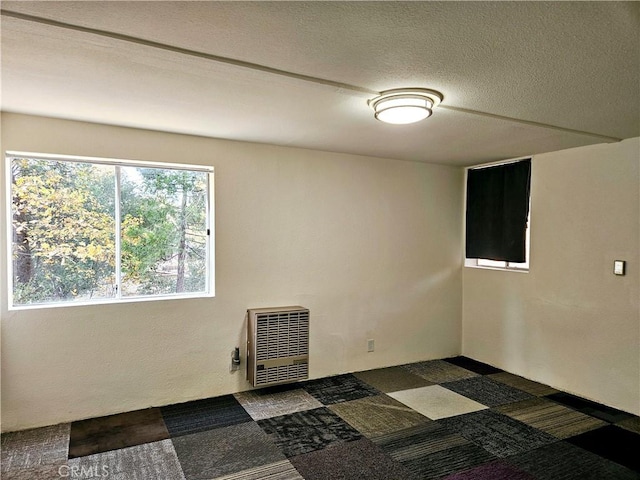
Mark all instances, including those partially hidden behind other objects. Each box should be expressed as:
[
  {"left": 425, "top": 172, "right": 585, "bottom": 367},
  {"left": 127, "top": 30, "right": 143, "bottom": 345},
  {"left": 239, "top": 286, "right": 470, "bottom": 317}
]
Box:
[
  {"left": 465, "top": 159, "right": 531, "bottom": 271},
  {"left": 8, "top": 152, "right": 214, "bottom": 308},
  {"left": 475, "top": 209, "right": 530, "bottom": 270}
]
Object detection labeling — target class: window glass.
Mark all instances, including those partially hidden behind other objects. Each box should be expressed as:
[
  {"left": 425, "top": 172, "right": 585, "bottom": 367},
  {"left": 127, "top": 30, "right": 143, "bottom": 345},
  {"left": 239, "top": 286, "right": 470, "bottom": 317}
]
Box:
[
  {"left": 120, "top": 166, "right": 209, "bottom": 296},
  {"left": 9, "top": 154, "right": 212, "bottom": 307}
]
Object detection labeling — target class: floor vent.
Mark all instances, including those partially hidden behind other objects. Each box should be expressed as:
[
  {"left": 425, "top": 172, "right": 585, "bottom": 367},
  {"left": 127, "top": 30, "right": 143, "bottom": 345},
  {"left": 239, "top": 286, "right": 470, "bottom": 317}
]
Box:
[{"left": 247, "top": 306, "right": 309, "bottom": 387}]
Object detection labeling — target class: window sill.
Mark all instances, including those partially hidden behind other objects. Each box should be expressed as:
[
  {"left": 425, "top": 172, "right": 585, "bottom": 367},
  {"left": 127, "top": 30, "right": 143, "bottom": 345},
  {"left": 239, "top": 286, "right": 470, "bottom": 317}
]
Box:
[
  {"left": 464, "top": 264, "right": 529, "bottom": 273},
  {"left": 8, "top": 292, "right": 215, "bottom": 311}
]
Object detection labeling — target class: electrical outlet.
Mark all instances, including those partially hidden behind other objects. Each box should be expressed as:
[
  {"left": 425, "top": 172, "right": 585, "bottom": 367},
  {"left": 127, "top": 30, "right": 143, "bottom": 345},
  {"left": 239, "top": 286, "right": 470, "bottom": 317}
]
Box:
[{"left": 367, "top": 339, "right": 375, "bottom": 352}]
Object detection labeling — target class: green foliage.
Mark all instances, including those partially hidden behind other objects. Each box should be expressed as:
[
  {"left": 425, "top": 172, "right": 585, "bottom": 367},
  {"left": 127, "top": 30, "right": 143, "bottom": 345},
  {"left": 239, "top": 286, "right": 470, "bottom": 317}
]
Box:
[
  {"left": 11, "top": 158, "right": 209, "bottom": 305},
  {"left": 12, "top": 159, "right": 115, "bottom": 303}
]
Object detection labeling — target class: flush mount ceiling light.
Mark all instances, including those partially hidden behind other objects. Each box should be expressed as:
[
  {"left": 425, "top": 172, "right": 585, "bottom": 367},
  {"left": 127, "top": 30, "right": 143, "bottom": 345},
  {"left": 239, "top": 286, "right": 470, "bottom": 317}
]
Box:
[{"left": 368, "top": 88, "right": 443, "bottom": 125}]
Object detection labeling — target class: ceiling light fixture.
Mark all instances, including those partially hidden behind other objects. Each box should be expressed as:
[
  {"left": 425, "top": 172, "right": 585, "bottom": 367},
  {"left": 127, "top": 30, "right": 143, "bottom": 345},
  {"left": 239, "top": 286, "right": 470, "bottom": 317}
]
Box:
[{"left": 368, "top": 88, "right": 443, "bottom": 125}]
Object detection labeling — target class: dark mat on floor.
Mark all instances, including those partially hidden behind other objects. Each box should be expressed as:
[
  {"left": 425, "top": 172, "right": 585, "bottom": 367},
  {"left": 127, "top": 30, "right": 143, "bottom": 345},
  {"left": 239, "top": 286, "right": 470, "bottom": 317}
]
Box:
[
  {"left": 68, "top": 408, "right": 169, "bottom": 458},
  {"left": 444, "top": 356, "right": 503, "bottom": 375},
  {"left": 565, "top": 425, "right": 640, "bottom": 472}
]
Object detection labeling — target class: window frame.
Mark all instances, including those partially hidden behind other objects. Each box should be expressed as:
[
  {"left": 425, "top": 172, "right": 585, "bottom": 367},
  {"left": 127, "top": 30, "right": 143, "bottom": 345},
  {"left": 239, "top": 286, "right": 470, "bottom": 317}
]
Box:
[
  {"left": 464, "top": 157, "right": 531, "bottom": 273},
  {"left": 6, "top": 151, "right": 215, "bottom": 310}
]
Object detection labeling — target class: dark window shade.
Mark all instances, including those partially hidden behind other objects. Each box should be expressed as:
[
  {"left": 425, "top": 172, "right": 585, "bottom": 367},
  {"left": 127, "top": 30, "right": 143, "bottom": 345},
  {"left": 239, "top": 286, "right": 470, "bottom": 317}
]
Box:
[{"left": 466, "top": 159, "right": 531, "bottom": 263}]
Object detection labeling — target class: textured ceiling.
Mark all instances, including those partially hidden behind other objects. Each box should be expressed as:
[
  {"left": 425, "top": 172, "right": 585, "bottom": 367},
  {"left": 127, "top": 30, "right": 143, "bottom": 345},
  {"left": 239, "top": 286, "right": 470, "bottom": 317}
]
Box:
[{"left": 1, "top": 1, "right": 638, "bottom": 166}]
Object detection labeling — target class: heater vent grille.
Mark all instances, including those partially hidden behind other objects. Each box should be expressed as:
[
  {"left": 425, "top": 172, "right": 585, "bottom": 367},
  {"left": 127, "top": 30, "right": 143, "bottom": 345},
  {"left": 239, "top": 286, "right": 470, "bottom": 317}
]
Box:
[
  {"left": 247, "top": 306, "right": 309, "bottom": 387},
  {"left": 255, "top": 363, "right": 309, "bottom": 386}
]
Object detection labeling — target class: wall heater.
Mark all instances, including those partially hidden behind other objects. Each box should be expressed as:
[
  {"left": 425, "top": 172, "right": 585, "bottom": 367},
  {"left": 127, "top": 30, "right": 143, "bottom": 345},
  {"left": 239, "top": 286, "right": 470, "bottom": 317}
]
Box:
[{"left": 246, "top": 306, "right": 309, "bottom": 387}]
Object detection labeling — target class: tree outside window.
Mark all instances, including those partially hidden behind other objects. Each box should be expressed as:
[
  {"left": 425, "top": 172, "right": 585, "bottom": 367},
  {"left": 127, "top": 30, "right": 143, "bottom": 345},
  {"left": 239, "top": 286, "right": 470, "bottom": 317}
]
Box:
[{"left": 9, "top": 155, "right": 212, "bottom": 307}]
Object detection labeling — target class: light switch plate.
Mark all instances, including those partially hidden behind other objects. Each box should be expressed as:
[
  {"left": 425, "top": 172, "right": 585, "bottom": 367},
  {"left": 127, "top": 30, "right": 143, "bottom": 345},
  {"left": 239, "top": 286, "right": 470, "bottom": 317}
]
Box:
[{"left": 614, "top": 260, "right": 625, "bottom": 276}]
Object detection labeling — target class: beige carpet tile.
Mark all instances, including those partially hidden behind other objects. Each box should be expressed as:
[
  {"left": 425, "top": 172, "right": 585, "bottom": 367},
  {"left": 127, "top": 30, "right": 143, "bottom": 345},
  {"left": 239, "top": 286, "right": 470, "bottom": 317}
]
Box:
[
  {"left": 495, "top": 397, "right": 606, "bottom": 439},
  {"left": 353, "top": 366, "right": 434, "bottom": 393},
  {"left": 389, "top": 385, "right": 487, "bottom": 420},
  {"left": 616, "top": 416, "right": 640, "bottom": 435},
  {"left": 329, "top": 394, "right": 431, "bottom": 438},
  {"left": 488, "top": 372, "right": 558, "bottom": 396},
  {"left": 403, "top": 360, "right": 479, "bottom": 383}
]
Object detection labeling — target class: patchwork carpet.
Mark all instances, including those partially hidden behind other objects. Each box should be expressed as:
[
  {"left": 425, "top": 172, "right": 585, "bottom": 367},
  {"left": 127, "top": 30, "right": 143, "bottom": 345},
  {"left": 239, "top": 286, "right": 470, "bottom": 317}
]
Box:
[{"left": 2, "top": 356, "right": 639, "bottom": 480}]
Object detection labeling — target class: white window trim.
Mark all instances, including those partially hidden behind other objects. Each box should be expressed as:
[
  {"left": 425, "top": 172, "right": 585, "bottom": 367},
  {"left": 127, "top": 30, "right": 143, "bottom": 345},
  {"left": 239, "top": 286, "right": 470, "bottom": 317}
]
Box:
[{"left": 6, "top": 151, "right": 215, "bottom": 310}]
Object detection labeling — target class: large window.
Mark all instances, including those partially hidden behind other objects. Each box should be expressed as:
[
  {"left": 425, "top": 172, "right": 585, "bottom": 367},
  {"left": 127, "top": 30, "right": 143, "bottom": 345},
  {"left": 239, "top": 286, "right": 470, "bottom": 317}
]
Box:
[{"left": 8, "top": 152, "right": 213, "bottom": 307}]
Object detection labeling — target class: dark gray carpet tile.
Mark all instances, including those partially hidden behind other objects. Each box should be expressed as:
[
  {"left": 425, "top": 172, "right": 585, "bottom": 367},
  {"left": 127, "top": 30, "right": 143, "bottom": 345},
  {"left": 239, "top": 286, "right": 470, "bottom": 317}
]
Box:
[
  {"left": 488, "top": 372, "right": 558, "bottom": 396},
  {"left": 67, "top": 439, "right": 185, "bottom": 479},
  {"left": 438, "top": 409, "right": 558, "bottom": 458},
  {"left": 372, "top": 422, "right": 496, "bottom": 479},
  {"left": 353, "top": 366, "right": 434, "bottom": 393},
  {"left": 172, "top": 421, "right": 285, "bottom": 480},
  {"left": 403, "top": 359, "right": 479, "bottom": 383},
  {"left": 69, "top": 407, "right": 169, "bottom": 458},
  {"left": 0, "top": 423, "right": 70, "bottom": 473},
  {"left": 290, "top": 437, "right": 419, "bottom": 480},
  {"left": 397, "top": 442, "right": 496, "bottom": 479},
  {"left": 442, "top": 460, "right": 537, "bottom": 480},
  {"left": 442, "top": 376, "right": 533, "bottom": 407},
  {"left": 372, "top": 420, "right": 469, "bottom": 458},
  {"left": 257, "top": 407, "right": 362, "bottom": 458},
  {"left": 211, "top": 460, "right": 304, "bottom": 480},
  {"left": 301, "top": 374, "right": 380, "bottom": 405},
  {"left": 565, "top": 425, "right": 640, "bottom": 472},
  {"left": 507, "top": 441, "right": 640, "bottom": 480},
  {"left": 444, "top": 356, "right": 503, "bottom": 375},
  {"left": 160, "top": 394, "right": 252, "bottom": 437},
  {"left": 546, "top": 392, "right": 636, "bottom": 423}
]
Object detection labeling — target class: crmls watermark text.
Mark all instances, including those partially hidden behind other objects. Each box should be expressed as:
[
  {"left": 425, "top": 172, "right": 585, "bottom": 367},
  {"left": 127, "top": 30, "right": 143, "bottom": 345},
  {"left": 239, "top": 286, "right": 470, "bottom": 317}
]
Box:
[{"left": 59, "top": 465, "right": 110, "bottom": 478}]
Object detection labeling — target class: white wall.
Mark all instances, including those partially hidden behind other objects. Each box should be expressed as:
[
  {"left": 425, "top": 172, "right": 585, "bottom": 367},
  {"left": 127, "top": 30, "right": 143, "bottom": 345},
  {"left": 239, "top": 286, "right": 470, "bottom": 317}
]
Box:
[
  {"left": 463, "top": 137, "right": 640, "bottom": 415},
  {"left": 0, "top": 113, "right": 464, "bottom": 431}
]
